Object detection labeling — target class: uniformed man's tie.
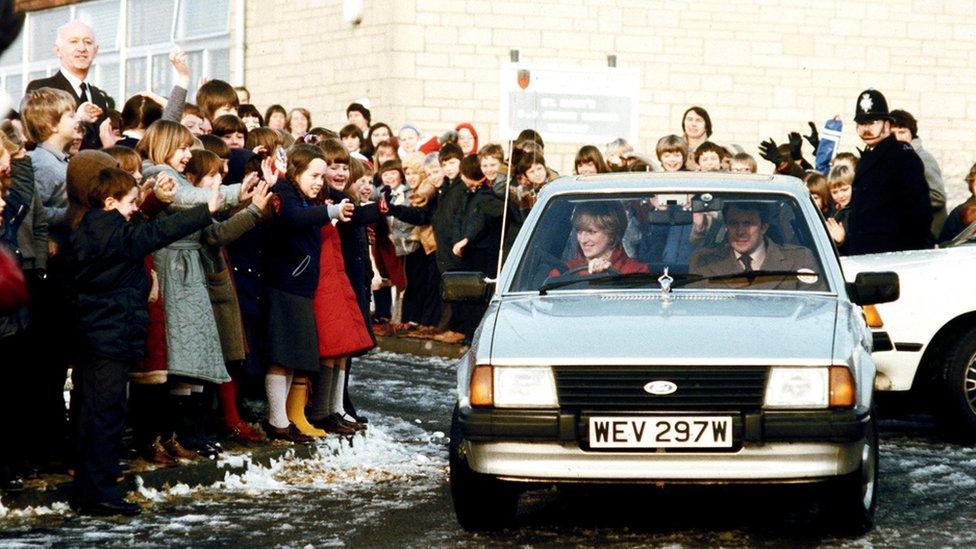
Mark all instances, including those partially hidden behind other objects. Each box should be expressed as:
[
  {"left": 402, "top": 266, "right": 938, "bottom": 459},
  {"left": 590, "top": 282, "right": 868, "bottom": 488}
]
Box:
[{"left": 79, "top": 82, "right": 89, "bottom": 104}]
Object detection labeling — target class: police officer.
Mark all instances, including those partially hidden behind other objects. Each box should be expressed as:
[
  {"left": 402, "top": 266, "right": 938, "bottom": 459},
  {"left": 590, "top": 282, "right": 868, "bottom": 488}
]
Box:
[{"left": 844, "top": 89, "right": 932, "bottom": 255}]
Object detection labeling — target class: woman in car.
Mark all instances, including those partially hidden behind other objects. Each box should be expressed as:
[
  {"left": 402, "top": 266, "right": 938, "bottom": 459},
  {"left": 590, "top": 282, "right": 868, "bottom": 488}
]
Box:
[{"left": 551, "top": 202, "right": 649, "bottom": 276}]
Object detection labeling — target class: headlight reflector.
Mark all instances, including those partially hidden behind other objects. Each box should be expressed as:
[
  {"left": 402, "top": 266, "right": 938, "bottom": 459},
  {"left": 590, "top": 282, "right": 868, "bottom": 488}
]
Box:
[
  {"left": 493, "top": 367, "right": 558, "bottom": 408},
  {"left": 764, "top": 367, "right": 829, "bottom": 409}
]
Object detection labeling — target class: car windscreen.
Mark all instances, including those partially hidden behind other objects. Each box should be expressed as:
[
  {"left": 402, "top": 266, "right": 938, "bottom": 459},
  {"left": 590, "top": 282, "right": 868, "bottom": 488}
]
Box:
[{"left": 509, "top": 191, "right": 829, "bottom": 293}]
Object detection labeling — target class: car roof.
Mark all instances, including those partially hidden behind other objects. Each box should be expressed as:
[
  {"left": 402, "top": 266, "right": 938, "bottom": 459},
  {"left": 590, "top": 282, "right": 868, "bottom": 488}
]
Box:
[{"left": 538, "top": 172, "right": 809, "bottom": 199}]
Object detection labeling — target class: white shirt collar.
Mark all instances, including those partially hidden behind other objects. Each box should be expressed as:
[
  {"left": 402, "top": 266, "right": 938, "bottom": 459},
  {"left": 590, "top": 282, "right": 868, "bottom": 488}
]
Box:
[
  {"left": 733, "top": 239, "right": 767, "bottom": 270},
  {"left": 59, "top": 67, "right": 87, "bottom": 98}
]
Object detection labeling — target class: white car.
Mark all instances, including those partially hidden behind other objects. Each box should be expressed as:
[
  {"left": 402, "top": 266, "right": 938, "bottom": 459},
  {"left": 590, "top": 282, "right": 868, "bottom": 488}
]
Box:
[{"left": 841, "top": 226, "right": 976, "bottom": 435}]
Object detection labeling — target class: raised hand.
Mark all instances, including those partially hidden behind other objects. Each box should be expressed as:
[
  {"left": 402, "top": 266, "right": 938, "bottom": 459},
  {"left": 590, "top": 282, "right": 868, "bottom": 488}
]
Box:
[
  {"left": 260, "top": 156, "right": 277, "bottom": 186},
  {"left": 337, "top": 199, "right": 355, "bottom": 222},
  {"left": 250, "top": 179, "right": 272, "bottom": 211},
  {"left": 452, "top": 238, "right": 469, "bottom": 257},
  {"left": 757, "top": 138, "right": 782, "bottom": 165},
  {"left": 826, "top": 217, "right": 846, "bottom": 245},
  {"left": 588, "top": 257, "right": 612, "bottom": 274},
  {"left": 788, "top": 132, "right": 803, "bottom": 161},
  {"left": 170, "top": 48, "right": 190, "bottom": 79},
  {"left": 804, "top": 121, "right": 820, "bottom": 149},
  {"left": 75, "top": 101, "right": 103, "bottom": 124},
  {"left": 240, "top": 172, "right": 260, "bottom": 201},
  {"left": 138, "top": 177, "right": 155, "bottom": 205},
  {"left": 154, "top": 173, "right": 177, "bottom": 203}
]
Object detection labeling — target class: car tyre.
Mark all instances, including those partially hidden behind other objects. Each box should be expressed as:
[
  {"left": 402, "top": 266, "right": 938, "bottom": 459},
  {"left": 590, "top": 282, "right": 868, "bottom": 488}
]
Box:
[
  {"left": 824, "top": 413, "right": 878, "bottom": 536},
  {"left": 938, "top": 328, "right": 976, "bottom": 440},
  {"left": 449, "top": 405, "right": 518, "bottom": 531}
]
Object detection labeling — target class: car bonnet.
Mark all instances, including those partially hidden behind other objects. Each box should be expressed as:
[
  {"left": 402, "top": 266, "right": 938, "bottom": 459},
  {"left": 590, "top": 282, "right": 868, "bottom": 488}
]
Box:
[{"left": 488, "top": 292, "right": 837, "bottom": 366}]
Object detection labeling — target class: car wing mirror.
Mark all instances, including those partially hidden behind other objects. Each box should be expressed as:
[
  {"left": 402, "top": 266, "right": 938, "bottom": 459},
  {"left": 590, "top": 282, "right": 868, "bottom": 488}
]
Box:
[
  {"left": 442, "top": 272, "right": 494, "bottom": 303},
  {"left": 846, "top": 271, "right": 899, "bottom": 306}
]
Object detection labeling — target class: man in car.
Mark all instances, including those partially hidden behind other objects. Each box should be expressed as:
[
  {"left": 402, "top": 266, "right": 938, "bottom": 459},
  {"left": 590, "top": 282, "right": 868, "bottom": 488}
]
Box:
[{"left": 689, "top": 202, "right": 819, "bottom": 290}]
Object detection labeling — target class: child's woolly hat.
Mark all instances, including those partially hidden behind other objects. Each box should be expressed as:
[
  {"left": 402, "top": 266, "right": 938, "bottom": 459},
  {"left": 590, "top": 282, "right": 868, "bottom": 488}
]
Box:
[
  {"left": 398, "top": 123, "right": 421, "bottom": 136},
  {"left": 346, "top": 100, "right": 371, "bottom": 124}
]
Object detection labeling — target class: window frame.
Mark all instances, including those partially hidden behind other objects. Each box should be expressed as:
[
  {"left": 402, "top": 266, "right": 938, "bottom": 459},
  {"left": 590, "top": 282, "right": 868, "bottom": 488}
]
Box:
[{"left": 0, "top": 0, "right": 238, "bottom": 109}]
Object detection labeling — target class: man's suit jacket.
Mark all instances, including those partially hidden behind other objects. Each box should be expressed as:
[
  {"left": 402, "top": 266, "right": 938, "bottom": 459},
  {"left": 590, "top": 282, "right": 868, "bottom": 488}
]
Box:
[
  {"left": 25, "top": 70, "right": 114, "bottom": 150},
  {"left": 688, "top": 239, "right": 822, "bottom": 291}
]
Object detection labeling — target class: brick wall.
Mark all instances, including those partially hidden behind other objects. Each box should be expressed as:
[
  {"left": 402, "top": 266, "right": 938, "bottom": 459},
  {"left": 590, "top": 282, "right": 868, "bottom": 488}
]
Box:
[{"left": 245, "top": 0, "right": 976, "bottom": 204}]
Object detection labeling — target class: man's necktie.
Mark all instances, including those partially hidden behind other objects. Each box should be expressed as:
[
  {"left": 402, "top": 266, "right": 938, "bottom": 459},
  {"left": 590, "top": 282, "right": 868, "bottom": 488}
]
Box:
[
  {"left": 741, "top": 253, "right": 753, "bottom": 272},
  {"left": 79, "top": 82, "right": 89, "bottom": 104}
]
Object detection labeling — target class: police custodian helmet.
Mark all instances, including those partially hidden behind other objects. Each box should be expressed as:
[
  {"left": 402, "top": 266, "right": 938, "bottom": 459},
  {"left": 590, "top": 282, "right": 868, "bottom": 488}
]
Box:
[{"left": 854, "top": 89, "right": 892, "bottom": 124}]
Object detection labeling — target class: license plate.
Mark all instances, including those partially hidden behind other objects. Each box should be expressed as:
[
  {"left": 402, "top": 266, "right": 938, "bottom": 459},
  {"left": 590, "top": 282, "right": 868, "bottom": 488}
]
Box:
[{"left": 588, "top": 416, "right": 733, "bottom": 449}]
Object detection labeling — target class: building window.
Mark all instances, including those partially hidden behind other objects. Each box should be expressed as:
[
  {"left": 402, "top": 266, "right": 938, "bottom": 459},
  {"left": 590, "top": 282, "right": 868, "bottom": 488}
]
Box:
[{"left": 0, "top": 0, "right": 235, "bottom": 110}]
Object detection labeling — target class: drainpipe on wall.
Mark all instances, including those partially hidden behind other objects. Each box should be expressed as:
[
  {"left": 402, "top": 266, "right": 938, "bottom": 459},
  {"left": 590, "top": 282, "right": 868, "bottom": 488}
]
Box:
[{"left": 233, "top": 0, "right": 245, "bottom": 85}]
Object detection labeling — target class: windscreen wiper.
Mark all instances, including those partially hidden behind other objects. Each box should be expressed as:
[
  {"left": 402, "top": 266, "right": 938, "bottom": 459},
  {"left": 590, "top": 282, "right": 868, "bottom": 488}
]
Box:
[
  {"left": 697, "top": 270, "right": 818, "bottom": 283},
  {"left": 538, "top": 271, "right": 700, "bottom": 295}
]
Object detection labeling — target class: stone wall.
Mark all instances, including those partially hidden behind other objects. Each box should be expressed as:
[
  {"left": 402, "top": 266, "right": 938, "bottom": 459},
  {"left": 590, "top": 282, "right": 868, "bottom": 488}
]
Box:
[{"left": 245, "top": 0, "right": 976, "bottom": 203}]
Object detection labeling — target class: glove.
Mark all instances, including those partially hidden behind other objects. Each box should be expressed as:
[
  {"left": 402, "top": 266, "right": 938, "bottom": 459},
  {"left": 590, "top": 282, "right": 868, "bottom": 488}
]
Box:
[
  {"left": 757, "top": 138, "right": 782, "bottom": 165},
  {"left": 803, "top": 121, "right": 820, "bottom": 149},
  {"left": 788, "top": 132, "right": 802, "bottom": 162}
]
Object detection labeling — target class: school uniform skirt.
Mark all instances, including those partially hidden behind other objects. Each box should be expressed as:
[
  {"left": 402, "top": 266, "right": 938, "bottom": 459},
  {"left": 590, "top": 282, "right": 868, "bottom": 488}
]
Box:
[{"left": 264, "top": 287, "right": 320, "bottom": 373}]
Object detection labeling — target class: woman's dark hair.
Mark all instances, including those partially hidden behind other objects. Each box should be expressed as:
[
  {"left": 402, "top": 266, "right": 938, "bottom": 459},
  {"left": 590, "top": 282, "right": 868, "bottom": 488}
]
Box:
[
  {"left": 682, "top": 106, "right": 713, "bottom": 138},
  {"left": 245, "top": 127, "right": 284, "bottom": 155},
  {"left": 286, "top": 143, "right": 325, "bottom": 181},
  {"left": 199, "top": 134, "right": 231, "bottom": 159},
  {"left": 237, "top": 103, "right": 264, "bottom": 126},
  {"left": 264, "top": 104, "right": 287, "bottom": 124},
  {"left": 184, "top": 149, "right": 224, "bottom": 184},
  {"left": 340, "top": 124, "right": 363, "bottom": 140},
  {"left": 460, "top": 155, "right": 484, "bottom": 181},
  {"left": 212, "top": 114, "right": 247, "bottom": 137},
  {"left": 362, "top": 122, "right": 392, "bottom": 157},
  {"left": 196, "top": 79, "right": 239, "bottom": 121},
  {"left": 316, "top": 138, "right": 351, "bottom": 166},
  {"left": 121, "top": 95, "right": 162, "bottom": 132},
  {"left": 514, "top": 151, "right": 546, "bottom": 178},
  {"left": 572, "top": 202, "right": 627, "bottom": 247},
  {"left": 103, "top": 145, "right": 141, "bottom": 175},
  {"left": 306, "top": 127, "right": 338, "bottom": 144},
  {"left": 516, "top": 128, "right": 544, "bottom": 150},
  {"left": 574, "top": 145, "right": 609, "bottom": 174}
]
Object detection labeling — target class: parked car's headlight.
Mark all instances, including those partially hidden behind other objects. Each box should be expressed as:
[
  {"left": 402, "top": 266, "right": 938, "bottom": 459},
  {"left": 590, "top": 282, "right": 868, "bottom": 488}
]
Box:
[
  {"left": 473, "top": 366, "right": 558, "bottom": 408},
  {"left": 764, "top": 366, "right": 855, "bottom": 409}
]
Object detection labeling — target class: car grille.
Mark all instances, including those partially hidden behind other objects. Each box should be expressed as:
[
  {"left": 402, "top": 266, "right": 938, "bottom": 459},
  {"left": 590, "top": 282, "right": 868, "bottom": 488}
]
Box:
[{"left": 552, "top": 366, "right": 768, "bottom": 411}]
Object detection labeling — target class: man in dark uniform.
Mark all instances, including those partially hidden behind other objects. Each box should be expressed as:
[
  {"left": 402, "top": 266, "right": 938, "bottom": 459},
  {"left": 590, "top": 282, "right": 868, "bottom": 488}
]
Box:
[
  {"left": 25, "top": 20, "right": 114, "bottom": 151},
  {"left": 844, "top": 89, "right": 932, "bottom": 255}
]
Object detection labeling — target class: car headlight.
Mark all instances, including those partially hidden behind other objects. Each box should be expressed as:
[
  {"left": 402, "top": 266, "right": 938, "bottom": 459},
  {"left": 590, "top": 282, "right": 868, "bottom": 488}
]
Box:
[
  {"left": 764, "top": 366, "right": 856, "bottom": 409},
  {"left": 491, "top": 366, "right": 558, "bottom": 408},
  {"left": 765, "top": 367, "right": 828, "bottom": 408}
]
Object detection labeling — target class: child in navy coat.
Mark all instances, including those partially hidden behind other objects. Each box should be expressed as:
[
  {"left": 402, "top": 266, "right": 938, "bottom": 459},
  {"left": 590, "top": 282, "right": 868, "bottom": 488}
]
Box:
[{"left": 70, "top": 167, "right": 217, "bottom": 515}]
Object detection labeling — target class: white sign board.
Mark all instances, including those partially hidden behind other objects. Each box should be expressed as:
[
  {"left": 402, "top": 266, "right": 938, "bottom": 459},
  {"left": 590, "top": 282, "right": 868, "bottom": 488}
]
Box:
[{"left": 499, "top": 63, "right": 640, "bottom": 144}]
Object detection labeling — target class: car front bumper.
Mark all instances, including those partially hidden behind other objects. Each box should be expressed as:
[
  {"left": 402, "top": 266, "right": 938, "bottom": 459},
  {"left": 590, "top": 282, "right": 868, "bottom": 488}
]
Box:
[{"left": 458, "top": 407, "right": 870, "bottom": 482}]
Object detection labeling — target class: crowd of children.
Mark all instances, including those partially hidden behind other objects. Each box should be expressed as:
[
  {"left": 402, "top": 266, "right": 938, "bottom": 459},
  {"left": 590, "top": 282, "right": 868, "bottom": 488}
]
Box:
[{"left": 0, "top": 51, "right": 966, "bottom": 516}]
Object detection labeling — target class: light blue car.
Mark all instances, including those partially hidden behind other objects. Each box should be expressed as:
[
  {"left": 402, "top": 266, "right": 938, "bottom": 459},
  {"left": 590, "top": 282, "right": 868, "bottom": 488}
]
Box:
[{"left": 444, "top": 173, "right": 899, "bottom": 534}]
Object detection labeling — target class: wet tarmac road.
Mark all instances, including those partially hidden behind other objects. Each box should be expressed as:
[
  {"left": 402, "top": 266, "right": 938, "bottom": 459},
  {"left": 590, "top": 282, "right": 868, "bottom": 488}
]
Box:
[{"left": 2, "top": 351, "right": 976, "bottom": 547}]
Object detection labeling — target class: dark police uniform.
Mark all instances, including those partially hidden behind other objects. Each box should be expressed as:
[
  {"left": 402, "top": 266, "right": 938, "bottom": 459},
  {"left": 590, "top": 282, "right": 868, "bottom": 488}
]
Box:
[{"left": 844, "top": 89, "right": 932, "bottom": 255}]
